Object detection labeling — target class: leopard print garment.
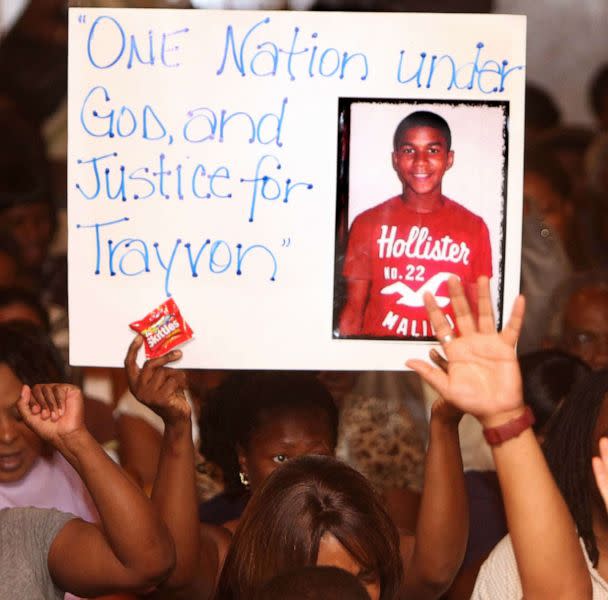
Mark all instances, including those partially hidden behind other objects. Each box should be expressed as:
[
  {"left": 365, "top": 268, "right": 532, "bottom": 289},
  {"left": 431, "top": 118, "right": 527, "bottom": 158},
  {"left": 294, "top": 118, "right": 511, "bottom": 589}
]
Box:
[{"left": 336, "top": 393, "right": 425, "bottom": 493}]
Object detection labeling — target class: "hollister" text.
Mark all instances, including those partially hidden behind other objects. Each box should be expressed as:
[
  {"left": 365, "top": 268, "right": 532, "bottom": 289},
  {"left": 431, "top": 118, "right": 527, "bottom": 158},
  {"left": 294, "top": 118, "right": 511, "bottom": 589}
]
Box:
[{"left": 376, "top": 225, "right": 470, "bottom": 264}]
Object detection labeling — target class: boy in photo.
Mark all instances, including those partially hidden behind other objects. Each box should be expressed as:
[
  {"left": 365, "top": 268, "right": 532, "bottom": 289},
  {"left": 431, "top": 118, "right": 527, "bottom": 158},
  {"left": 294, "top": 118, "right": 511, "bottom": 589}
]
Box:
[{"left": 338, "top": 110, "right": 493, "bottom": 339}]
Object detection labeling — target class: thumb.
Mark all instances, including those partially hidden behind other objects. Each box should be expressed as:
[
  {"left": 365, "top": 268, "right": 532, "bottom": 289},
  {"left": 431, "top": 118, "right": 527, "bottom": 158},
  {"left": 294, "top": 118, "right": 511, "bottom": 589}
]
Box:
[
  {"left": 63, "top": 386, "right": 83, "bottom": 415},
  {"left": 65, "top": 386, "right": 81, "bottom": 402}
]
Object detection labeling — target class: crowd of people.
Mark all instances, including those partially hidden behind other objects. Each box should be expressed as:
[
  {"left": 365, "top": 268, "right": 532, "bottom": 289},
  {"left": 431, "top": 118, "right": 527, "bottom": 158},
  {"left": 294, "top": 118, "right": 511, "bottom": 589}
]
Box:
[{"left": 1, "top": 1, "right": 608, "bottom": 599}]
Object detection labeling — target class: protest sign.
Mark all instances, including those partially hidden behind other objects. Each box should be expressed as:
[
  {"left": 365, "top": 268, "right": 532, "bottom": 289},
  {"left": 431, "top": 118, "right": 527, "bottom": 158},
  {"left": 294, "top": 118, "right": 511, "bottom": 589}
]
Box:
[{"left": 68, "top": 8, "right": 526, "bottom": 368}]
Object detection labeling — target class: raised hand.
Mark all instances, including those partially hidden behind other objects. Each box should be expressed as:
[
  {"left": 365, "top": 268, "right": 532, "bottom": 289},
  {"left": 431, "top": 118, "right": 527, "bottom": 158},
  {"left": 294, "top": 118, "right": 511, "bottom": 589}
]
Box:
[
  {"left": 407, "top": 276, "right": 526, "bottom": 425},
  {"left": 17, "top": 384, "right": 86, "bottom": 449},
  {"left": 124, "top": 335, "right": 190, "bottom": 426}
]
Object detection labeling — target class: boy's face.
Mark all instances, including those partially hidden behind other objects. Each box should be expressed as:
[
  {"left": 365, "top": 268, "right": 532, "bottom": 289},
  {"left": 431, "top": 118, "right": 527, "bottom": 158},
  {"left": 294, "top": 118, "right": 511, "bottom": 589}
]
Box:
[{"left": 392, "top": 126, "right": 453, "bottom": 198}]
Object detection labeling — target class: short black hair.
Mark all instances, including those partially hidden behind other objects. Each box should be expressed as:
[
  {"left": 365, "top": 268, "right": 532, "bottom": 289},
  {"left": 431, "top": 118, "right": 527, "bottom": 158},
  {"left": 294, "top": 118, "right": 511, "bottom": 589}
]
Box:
[
  {"left": 199, "top": 372, "right": 339, "bottom": 493},
  {"left": 589, "top": 64, "right": 608, "bottom": 119},
  {"left": 256, "top": 566, "right": 371, "bottom": 600},
  {"left": 393, "top": 111, "right": 452, "bottom": 151}
]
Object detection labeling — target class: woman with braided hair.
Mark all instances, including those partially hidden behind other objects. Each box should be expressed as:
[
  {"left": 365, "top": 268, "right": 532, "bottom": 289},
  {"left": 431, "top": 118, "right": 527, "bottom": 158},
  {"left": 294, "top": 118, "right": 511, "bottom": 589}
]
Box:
[
  {"left": 545, "top": 369, "right": 608, "bottom": 571},
  {"left": 472, "top": 368, "right": 608, "bottom": 597}
]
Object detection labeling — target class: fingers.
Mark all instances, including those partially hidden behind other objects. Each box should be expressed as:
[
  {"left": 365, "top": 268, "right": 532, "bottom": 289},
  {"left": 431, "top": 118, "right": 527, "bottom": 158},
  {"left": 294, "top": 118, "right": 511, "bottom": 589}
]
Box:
[
  {"left": 41, "top": 385, "right": 60, "bottom": 419},
  {"left": 30, "top": 384, "right": 65, "bottom": 421},
  {"left": 592, "top": 438, "right": 608, "bottom": 510},
  {"left": 33, "top": 385, "right": 52, "bottom": 419},
  {"left": 128, "top": 347, "right": 185, "bottom": 415},
  {"left": 125, "top": 335, "right": 144, "bottom": 386},
  {"left": 146, "top": 349, "right": 183, "bottom": 369},
  {"left": 423, "top": 291, "right": 454, "bottom": 346},
  {"left": 406, "top": 359, "right": 449, "bottom": 398},
  {"left": 476, "top": 276, "right": 496, "bottom": 334},
  {"left": 149, "top": 365, "right": 173, "bottom": 391},
  {"left": 429, "top": 348, "right": 448, "bottom": 373},
  {"left": 449, "top": 277, "right": 476, "bottom": 335},
  {"left": 501, "top": 295, "right": 526, "bottom": 347},
  {"left": 126, "top": 338, "right": 186, "bottom": 394},
  {"left": 139, "top": 350, "right": 183, "bottom": 387}
]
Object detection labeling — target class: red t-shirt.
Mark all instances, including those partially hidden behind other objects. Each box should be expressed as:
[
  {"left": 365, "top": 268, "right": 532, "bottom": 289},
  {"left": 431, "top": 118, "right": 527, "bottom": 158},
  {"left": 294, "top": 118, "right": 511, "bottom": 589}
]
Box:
[{"left": 342, "top": 195, "right": 493, "bottom": 338}]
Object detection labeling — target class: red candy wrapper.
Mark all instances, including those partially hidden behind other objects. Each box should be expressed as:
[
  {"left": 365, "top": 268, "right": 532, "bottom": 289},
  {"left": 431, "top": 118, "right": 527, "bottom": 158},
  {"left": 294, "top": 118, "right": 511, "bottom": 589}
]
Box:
[{"left": 129, "top": 298, "right": 193, "bottom": 359}]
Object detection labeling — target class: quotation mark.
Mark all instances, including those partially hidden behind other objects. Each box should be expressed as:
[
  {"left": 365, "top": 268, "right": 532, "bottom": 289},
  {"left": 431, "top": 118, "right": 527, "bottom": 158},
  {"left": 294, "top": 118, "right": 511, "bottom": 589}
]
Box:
[
  {"left": 78, "top": 14, "right": 86, "bottom": 24},
  {"left": 281, "top": 238, "right": 291, "bottom": 247}
]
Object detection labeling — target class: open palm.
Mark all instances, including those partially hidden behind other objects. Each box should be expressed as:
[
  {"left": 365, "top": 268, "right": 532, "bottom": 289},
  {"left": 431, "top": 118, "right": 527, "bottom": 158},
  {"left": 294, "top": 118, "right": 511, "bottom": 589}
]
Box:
[{"left": 408, "top": 277, "right": 525, "bottom": 421}]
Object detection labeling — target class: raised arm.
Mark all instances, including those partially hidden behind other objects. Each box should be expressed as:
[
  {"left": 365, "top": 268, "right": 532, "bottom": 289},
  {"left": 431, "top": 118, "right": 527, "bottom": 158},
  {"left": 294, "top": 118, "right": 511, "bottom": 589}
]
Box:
[
  {"left": 18, "top": 384, "right": 175, "bottom": 597},
  {"left": 407, "top": 277, "right": 591, "bottom": 600},
  {"left": 402, "top": 395, "right": 467, "bottom": 599},
  {"left": 125, "top": 336, "right": 223, "bottom": 599}
]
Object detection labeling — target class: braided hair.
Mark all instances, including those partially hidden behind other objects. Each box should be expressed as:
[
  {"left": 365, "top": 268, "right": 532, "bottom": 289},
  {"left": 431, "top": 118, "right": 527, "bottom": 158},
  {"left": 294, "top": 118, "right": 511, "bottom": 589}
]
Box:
[{"left": 543, "top": 369, "right": 608, "bottom": 566}]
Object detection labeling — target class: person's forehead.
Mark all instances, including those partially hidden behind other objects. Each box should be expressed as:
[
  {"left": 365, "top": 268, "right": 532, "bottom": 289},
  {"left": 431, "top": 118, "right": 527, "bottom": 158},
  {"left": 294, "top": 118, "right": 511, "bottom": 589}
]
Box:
[
  {"left": 251, "top": 408, "right": 333, "bottom": 447},
  {"left": 396, "top": 125, "right": 448, "bottom": 146},
  {"left": 565, "top": 287, "right": 608, "bottom": 330}
]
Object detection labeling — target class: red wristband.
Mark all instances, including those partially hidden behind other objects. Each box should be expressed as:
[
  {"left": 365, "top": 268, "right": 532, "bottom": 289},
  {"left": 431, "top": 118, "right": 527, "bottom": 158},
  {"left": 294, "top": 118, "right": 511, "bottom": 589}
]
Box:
[{"left": 483, "top": 406, "right": 536, "bottom": 446}]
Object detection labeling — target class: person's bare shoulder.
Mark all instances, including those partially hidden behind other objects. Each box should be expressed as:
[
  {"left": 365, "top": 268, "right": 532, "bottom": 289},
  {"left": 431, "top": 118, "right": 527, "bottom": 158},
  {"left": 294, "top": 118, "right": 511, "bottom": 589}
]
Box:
[
  {"left": 207, "top": 524, "right": 232, "bottom": 561},
  {"left": 184, "top": 523, "right": 233, "bottom": 600}
]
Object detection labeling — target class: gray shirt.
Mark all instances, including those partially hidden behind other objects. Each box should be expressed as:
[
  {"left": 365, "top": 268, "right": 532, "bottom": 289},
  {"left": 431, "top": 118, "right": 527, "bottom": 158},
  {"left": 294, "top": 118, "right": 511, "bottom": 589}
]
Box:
[{"left": 0, "top": 507, "right": 75, "bottom": 600}]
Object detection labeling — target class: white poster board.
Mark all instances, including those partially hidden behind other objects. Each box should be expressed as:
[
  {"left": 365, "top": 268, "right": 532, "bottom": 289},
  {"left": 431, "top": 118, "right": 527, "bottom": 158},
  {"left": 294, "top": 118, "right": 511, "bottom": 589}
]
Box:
[{"left": 68, "top": 8, "right": 526, "bottom": 369}]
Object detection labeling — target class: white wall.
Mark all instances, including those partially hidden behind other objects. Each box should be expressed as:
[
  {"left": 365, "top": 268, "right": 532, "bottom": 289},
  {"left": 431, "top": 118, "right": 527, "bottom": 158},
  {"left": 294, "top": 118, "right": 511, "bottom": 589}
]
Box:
[
  {"left": 0, "top": 0, "right": 26, "bottom": 36},
  {"left": 495, "top": 0, "right": 607, "bottom": 126}
]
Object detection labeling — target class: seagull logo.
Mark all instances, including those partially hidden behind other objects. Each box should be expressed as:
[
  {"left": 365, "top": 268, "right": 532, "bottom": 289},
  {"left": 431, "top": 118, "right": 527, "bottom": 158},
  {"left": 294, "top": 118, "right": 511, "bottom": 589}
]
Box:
[{"left": 380, "top": 272, "right": 458, "bottom": 308}]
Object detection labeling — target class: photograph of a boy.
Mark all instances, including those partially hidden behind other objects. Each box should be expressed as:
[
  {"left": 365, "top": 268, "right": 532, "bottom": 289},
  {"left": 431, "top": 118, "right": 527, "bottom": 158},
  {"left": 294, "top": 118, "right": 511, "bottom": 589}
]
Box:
[{"left": 338, "top": 110, "right": 493, "bottom": 339}]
